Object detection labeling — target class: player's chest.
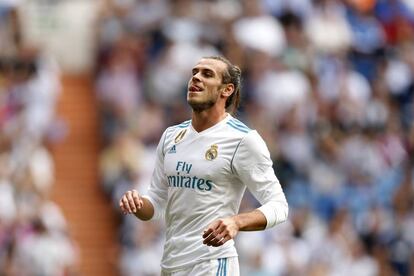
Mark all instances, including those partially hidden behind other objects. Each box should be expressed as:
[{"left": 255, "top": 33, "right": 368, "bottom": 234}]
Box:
[{"left": 163, "top": 135, "right": 238, "bottom": 178}]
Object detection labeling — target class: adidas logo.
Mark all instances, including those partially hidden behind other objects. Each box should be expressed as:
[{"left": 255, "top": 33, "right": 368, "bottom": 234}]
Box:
[{"left": 168, "top": 145, "right": 176, "bottom": 154}]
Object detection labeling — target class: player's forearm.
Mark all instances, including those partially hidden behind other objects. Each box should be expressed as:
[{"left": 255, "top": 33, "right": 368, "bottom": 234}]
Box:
[
  {"left": 232, "top": 209, "right": 267, "bottom": 231},
  {"left": 133, "top": 197, "right": 154, "bottom": 221},
  {"left": 203, "top": 210, "right": 267, "bottom": 247},
  {"left": 234, "top": 198, "right": 289, "bottom": 231}
]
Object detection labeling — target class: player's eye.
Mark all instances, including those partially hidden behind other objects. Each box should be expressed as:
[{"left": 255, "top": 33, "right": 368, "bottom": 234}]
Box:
[{"left": 203, "top": 71, "right": 213, "bottom": 77}]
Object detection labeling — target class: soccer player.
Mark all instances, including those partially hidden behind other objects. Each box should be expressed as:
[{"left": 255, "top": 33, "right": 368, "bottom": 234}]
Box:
[{"left": 119, "top": 56, "right": 288, "bottom": 275}]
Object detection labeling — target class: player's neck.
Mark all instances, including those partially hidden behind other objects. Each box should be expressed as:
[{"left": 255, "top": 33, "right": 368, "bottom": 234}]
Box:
[{"left": 191, "top": 108, "right": 228, "bottom": 133}]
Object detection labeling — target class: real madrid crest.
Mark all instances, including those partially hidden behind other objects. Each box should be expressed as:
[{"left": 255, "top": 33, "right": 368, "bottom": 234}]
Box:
[
  {"left": 174, "top": 129, "right": 187, "bottom": 144},
  {"left": 205, "top": 144, "right": 218, "bottom": 161}
]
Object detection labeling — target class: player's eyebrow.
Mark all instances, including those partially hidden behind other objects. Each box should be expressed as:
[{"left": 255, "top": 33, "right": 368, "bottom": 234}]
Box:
[{"left": 192, "top": 67, "right": 216, "bottom": 77}]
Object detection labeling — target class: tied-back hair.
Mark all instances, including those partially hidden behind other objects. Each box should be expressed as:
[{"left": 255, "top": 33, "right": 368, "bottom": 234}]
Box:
[{"left": 204, "top": 56, "right": 242, "bottom": 115}]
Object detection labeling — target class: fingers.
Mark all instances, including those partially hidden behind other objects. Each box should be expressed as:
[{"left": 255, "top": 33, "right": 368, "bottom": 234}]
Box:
[
  {"left": 132, "top": 191, "right": 143, "bottom": 209},
  {"left": 126, "top": 191, "right": 135, "bottom": 213},
  {"left": 203, "top": 220, "right": 232, "bottom": 247},
  {"left": 204, "top": 227, "right": 226, "bottom": 246},
  {"left": 119, "top": 190, "right": 143, "bottom": 215},
  {"left": 202, "top": 220, "right": 220, "bottom": 239},
  {"left": 119, "top": 192, "right": 131, "bottom": 214},
  {"left": 217, "top": 235, "right": 232, "bottom": 246},
  {"left": 119, "top": 196, "right": 128, "bottom": 214}
]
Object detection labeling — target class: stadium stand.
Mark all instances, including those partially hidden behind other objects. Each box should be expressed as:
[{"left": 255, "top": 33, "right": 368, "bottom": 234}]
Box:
[
  {"left": 0, "top": 2, "right": 79, "bottom": 274},
  {"left": 3, "top": 0, "right": 414, "bottom": 275},
  {"left": 94, "top": 0, "right": 414, "bottom": 275}
]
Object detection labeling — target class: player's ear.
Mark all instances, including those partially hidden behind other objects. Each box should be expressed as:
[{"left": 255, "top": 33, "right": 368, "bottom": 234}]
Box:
[{"left": 221, "top": 83, "right": 234, "bottom": 97}]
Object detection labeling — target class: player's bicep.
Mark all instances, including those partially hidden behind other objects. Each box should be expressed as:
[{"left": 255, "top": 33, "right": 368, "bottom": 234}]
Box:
[
  {"left": 232, "top": 130, "right": 276, "bottom": 196},
  {"left": 239, "top": 160, "right": 282, "bottom": 205}
]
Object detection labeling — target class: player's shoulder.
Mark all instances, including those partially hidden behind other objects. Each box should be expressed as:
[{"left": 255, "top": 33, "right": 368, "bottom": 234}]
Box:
[
  {"left": 163, "top": 119, "right": 191, "bottom": 140},
  {"left": 225, "top": 116, "right": 267, "bottom": 148},
  {"left": 225, "top": 116, "right": 253, "bottom": 136},
  {"left": 171, "top": 119, "right": 192, "bottom": 130}
]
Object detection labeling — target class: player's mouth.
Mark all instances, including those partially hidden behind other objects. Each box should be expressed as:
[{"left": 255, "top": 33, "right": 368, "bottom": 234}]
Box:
[{"left": 189, "top": 84, "right": 203, "bottom": 92}]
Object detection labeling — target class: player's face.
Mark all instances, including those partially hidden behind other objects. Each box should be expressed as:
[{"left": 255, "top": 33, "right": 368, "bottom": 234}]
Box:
[{"left": 187, "top": 59, "right": 227, "bottom": 112}]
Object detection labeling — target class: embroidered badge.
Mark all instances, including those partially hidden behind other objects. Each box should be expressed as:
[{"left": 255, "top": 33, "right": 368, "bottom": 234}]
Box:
[
  {"left": 205, "top": 144, "right": 218, "bottom": 161},
  {"left": 174, "top": 129, "right": 187, "bottom": 144}
]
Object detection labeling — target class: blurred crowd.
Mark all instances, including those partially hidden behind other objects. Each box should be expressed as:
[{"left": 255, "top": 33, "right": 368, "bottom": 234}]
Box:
[
  {"left": 94, "top": 0, "right": 414, "bottom": 275},
  {"left": 0, "top": 1, "right": 78, "bottom": 275}
]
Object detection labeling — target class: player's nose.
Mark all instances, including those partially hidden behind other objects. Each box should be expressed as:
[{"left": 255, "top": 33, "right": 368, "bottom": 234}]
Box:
[{"left": 191, "top": 72, "right": 201, "bottom": 83}]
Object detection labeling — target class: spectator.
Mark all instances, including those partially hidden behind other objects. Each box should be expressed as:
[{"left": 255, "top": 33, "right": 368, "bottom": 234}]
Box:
[{"left": 94, "top": 0, "right": 414, "bottom": 275}]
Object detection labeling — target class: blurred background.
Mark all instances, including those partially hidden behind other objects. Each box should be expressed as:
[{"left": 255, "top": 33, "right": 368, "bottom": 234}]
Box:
[{"left": 1, "top": 0, "right": 414, "bottom": 275}]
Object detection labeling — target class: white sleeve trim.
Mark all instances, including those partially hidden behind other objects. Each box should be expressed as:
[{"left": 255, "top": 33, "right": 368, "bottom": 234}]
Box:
[{"left": 257, "top": 195, "right": 289, "bottom": 229}]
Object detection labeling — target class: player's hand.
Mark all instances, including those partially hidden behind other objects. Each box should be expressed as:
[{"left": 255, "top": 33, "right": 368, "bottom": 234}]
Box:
[
  {"left": 119, "top": 189, "right": 143, "bottom": 215},
  {"left": 202, "top": 217, "right": 239, "bottom": 247}
]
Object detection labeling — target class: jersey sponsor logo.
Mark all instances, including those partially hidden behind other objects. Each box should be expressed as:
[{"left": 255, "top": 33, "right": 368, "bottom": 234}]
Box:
[
  {"left": 168, "top": 145, "right": 176, "bottom": 154},
  {"left": 205, "top": 144, "right": 218, "bottom": 161},
  {"left": 174, "top": 129, "right": 187, "bottom": 143},
  {"left": 167, "top": 173, "right": 213, "bottom": 191},
  {"left": 168, "top": 161, "right": 213, "bottom": 191}
]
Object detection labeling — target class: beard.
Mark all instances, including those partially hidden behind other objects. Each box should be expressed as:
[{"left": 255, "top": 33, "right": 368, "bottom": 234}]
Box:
[
  {"left": 187, "top": 90, "right": 220, "bottom": 112},
  {"left": 188, "top": 98, "right": 216, "bottom": 112}
]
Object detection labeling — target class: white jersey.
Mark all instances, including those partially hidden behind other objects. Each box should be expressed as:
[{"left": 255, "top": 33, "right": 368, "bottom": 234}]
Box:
[{"left": 144, "top": 114, "right": 288, "bottom": 272}]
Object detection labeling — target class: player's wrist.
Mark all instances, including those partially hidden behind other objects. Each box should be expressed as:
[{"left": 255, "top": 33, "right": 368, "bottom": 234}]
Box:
[{"left": 231, "top": 215, "right": 242, "bottom": 231}]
